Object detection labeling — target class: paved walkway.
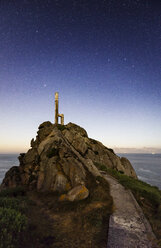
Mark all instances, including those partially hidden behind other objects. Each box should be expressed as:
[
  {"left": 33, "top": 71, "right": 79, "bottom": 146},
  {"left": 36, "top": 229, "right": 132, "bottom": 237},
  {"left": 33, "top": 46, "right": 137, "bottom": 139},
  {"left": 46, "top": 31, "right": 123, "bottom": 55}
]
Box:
[{"left": 101, "top": 172, "right": 158, "bottom": 248}]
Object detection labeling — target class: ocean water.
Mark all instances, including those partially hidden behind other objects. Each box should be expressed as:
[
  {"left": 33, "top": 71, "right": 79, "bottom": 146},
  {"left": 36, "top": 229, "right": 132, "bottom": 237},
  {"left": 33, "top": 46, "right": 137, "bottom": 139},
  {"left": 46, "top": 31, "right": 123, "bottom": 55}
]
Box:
[
  {"left": 118, "top": 153, "right": 161, "bottom": 189},
  {"left": 0, "top": 154, "right": 19, "bottom": 183},
  {"left": 0, "top": 153, "right": 161, "bottom": 189}
]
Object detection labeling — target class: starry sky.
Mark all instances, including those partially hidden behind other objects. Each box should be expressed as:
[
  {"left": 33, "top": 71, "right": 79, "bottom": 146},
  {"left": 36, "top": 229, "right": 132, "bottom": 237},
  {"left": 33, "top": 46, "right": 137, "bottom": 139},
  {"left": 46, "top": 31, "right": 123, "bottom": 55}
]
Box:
[{"left": 1, "top": 0, "right": 161, "bottom": 153}]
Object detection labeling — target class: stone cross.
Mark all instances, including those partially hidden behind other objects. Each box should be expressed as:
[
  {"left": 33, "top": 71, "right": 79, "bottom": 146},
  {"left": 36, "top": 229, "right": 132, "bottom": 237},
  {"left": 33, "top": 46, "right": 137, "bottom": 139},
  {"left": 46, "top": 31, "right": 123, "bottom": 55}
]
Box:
[{"left": 55, "top": 92, "right": 64, "bottom": 125}]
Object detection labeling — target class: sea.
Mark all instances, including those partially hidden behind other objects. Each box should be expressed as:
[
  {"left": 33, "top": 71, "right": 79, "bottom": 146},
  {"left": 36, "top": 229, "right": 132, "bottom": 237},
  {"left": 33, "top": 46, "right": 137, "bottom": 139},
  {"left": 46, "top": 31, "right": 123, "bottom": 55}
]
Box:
[
  {"left": 0, "top": 154, "right": 19, "bottom": 184},
  {"left": 0, "top": 153, "right": 161, "bottom": 189},
  {"left": 118, "top": 153, "right": 161, "bottom": 189}
]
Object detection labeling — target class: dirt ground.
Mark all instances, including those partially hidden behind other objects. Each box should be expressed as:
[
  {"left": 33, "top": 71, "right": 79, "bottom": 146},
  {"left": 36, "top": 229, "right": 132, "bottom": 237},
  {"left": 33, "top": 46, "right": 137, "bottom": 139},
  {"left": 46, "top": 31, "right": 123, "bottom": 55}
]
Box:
[{"left": 20, "top": 181, "right": 112, "bottom": 248}]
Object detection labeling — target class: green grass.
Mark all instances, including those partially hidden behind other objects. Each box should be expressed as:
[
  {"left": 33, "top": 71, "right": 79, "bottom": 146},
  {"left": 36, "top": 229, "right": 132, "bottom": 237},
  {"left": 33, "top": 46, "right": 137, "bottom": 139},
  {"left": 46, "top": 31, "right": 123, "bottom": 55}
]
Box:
[
  {"left": 94, "top": 163, "right": 161, "bottom": 243},
  {"left": 94, "top": 162, "right": 108, "bottom": 172},
  {"left": 32, "top": 171, "right": 113, "bottom": 248},
  {"left": 0, "top": 187, "right": 28, "bottom": 248},
  {"left": 106, "top": 168, "right": 161, "bottom": 207},
  {"left": 0, "top": 207, "right": 28, "bottom": 248},
  {"left": 107, "top": 168, "right": 161, "bottom": 244},
  {"left": 0, "top": 174, "right": 113, "bottom": 248},
  {"left": 94, "top": 162, "right": 161, "bottom": 207},
  {"left": 0, "top": 197, "right": 27, "bottom": 214}
]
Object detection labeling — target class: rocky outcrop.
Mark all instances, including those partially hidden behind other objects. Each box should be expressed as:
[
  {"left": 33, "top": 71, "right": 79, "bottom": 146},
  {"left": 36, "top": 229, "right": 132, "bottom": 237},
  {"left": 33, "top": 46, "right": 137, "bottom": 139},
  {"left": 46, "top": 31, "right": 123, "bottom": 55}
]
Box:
[{"left": 0, "top": 121, "right": 137, "bottom": 200}]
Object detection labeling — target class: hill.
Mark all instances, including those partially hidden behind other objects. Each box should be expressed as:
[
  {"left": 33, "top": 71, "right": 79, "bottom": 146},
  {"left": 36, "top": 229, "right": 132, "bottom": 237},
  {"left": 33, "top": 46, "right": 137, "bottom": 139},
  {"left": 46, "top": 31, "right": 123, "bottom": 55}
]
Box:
[
  {"left": 1, "top": 121, "right": 137, "bottom": 192},
  {"left": 0, "top": 122, "right": 160, "bottom": 247}
]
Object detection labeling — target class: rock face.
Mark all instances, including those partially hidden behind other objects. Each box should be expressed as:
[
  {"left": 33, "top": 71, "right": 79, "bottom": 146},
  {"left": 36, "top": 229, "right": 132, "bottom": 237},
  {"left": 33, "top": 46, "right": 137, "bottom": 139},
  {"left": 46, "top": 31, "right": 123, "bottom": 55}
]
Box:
[{"left": 1, "top": 121, "right": 137, "bottom": 200}]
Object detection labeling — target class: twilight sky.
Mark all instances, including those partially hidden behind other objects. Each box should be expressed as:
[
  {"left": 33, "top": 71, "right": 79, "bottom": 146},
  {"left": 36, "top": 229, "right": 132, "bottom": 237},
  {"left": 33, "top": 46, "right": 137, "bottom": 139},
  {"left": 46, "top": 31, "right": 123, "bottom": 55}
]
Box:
[{"left": 0, "top": 0, "right": 161, "bottom": 153}]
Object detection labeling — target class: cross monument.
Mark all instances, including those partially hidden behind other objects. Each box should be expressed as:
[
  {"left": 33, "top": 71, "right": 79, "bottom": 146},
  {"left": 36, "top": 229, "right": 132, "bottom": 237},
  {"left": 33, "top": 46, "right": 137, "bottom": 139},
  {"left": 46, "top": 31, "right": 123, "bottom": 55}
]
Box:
[{"left": 55, "top": 92, "right": 64, "bottom": 125}]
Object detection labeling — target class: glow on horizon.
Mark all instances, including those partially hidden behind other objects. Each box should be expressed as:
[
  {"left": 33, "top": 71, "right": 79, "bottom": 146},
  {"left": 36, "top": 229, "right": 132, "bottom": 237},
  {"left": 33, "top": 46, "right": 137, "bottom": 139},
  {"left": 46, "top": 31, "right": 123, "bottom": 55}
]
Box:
[
  {"left": 1, "top": 1, "right": 161, "bottom": 153},
  {"left": 1, "top": 90, "right": 161, "bottom": 154}
]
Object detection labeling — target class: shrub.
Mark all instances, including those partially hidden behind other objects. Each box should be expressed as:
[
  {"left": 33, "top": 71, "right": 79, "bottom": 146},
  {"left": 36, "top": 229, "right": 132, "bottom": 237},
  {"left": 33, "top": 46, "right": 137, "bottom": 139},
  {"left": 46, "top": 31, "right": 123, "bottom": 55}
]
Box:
[
  {"left": 57, "top": 124, "right": 66, "bottom": 131},
  {"left": 94, "top": 162, "right": 108, "bottom": 172},
  {"left": 0, "top": 198, "right": 26, "bottom": 212},
  {"left": 118, "top": 170, "right": 124, "bottom": 174},
  {"left": 0, "top": 207, "right": 28, "bottom": 248},
  {"left": 0, "top": 187, "right": 26, "bottom": 198}
]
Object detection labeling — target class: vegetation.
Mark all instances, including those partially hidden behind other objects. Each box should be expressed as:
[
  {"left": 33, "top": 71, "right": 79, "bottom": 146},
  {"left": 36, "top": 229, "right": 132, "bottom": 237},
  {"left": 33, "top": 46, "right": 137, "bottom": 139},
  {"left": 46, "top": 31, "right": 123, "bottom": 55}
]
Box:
[
  {"left": 0, "top": 187, "right": 28, "bottom": 248},
  {"left": 0, "top": 208, "right": 27, "bottom": 248},
  {"left": 94, "top": 162, "right": 161, "bottom": 245},
  {"left": 0, "top": 174, "right": 113, "bottom": 248},
  {"left": 94, "top": 162, "right": 108, "bottom": 172},
  {"left": 0, "top": 186, "right": 26, "bottom": 197},
  {"left": 26, "top": 172, "right": 113, "bottom": 248},
  {"left": 56, "top": 124, "right": 66, "bottom": 131},
  {"left": 0, "top": 197, "right": 26, "bottom": 212},
  {"left": 106, "top": 168, "right": 161, "bottom": 207},
  {"left": 3, "top": 160, "right": 161, "bottom": 246},
  {"left": 107, "top": 169, "right": 161, "bottom": 244}
]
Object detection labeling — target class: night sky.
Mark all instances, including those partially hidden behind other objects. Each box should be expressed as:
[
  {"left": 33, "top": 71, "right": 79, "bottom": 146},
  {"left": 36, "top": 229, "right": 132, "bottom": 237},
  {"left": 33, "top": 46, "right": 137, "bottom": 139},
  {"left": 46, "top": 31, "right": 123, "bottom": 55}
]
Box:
[{"left": 1, "top": 0, "right": 161, "bottom": 153}]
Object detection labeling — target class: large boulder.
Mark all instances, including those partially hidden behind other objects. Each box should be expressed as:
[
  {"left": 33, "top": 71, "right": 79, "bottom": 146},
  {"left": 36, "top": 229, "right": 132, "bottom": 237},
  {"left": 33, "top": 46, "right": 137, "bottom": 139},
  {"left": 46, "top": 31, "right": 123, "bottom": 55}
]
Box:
[
  {"left": 0, "top": 121, "right": 137, "bottom": 199},
  {"left": 59, "top": 185, "right": 89, "bottom": 202}
]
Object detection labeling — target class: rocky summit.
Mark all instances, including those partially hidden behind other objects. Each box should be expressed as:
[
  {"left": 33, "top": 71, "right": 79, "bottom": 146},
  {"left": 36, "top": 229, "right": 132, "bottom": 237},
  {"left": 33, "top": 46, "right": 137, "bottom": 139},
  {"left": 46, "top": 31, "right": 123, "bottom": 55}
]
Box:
[{"left": 1, "top": 121, "right": 137, "bottom": 200}]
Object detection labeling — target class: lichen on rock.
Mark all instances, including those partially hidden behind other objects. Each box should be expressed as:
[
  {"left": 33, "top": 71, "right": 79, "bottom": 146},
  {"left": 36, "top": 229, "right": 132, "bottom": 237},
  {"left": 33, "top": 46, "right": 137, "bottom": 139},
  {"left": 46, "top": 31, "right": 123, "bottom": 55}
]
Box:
[
  {"left": 59, "top": 185, "right": 89, "bottom": 202},
  {"left": 0, "top": 121, "right": 137, "bottom": 201}
]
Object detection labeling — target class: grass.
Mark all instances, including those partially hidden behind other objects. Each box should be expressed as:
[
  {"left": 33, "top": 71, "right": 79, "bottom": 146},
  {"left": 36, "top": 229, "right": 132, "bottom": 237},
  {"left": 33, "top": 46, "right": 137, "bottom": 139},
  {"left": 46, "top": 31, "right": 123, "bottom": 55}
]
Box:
[
  {"left": 0, "top": 187, "right": 28, "bottom": 248},
  {"left": 32, "top": 190, "right": 112, "bottom": 247},
  {"left": 1, "top": 162, "right": 161, "bottom": 246},
  {"left": 0, "top": 207, "right": 28, "bottom": 248},
  {"left": 0, "top": 197, "right": 27, "bottom": 212},
  {"left": 107, "top": 168, "right": 161, "bottom": 245},
  {"left": 94, "top": 162, "right": 108, "bottom": 172},
  {"left": 93, "top": 162, "right": 161, "bottom": 245},
  {"left": 30, "top": 171, "right": 113, "bottom": 248},
  {"left": 106, "top": 168, "right": 161, "bottom": 208},
  {"left": 0, "top": 173, "right": 113, "bottom": 248}
]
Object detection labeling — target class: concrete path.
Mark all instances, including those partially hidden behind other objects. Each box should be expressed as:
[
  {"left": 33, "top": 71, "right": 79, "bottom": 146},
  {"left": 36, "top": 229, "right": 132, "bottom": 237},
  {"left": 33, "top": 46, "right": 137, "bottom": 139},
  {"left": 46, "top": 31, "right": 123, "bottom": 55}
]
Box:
[{"left": 101, "top": 172, "right": 158, "bottom": 248}]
